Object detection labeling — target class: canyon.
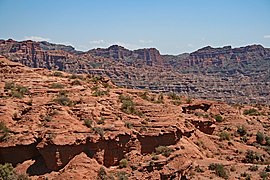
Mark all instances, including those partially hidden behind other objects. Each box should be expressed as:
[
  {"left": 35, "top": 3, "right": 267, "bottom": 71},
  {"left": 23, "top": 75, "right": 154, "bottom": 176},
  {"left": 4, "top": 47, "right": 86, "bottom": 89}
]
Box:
[{"left": 0, "top": 39, "right": 270, "bottom": 104}]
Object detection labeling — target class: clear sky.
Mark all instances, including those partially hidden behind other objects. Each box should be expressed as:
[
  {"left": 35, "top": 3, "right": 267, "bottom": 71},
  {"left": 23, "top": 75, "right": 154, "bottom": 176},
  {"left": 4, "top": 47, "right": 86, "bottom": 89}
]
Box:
[{"left": 0, "top": 0, "right": 270, "bottom": 54}]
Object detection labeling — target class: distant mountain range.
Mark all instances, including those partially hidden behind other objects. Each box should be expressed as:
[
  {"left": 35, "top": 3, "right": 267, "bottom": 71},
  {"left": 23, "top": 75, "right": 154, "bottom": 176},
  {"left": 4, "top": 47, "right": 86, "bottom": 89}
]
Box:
[{"left": 1, "top": 39, "right": 270, "bottom": 104}]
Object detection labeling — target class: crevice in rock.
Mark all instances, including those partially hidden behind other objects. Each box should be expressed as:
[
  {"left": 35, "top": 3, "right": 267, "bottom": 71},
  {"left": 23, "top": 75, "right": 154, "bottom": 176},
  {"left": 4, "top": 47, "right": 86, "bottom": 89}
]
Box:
[{"left": 182, "top": 103, "right": 211, "bottom": 113}]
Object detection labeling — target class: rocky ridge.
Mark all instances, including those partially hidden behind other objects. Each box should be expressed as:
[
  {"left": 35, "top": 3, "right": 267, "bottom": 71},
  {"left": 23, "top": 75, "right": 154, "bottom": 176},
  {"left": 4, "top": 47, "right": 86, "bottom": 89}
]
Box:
[
  {"left": 0, "top": 39, "right": 270, "bottom": 104},
  {"left": 1, "top": 56, "right": 270, "bottom": 179}
]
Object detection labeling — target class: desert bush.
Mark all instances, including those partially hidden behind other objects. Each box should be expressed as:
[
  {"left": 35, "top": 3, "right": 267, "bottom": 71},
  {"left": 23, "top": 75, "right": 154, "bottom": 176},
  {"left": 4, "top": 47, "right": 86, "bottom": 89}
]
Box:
[
  {"left": 119, "top": 159, "right": 128, "bottom": 168},
  {"left": 256, "top": 131, "right": 265, "bottom": 144},
  {"left": 92, "top": 89, "right": 109, "bottom": 97},
  {"left": 0, "top": 163, "right": 16, "bottom": 180},
  {"left": 93, "top": 127, "right": 104, "bottom": 137},
  {"left": 49, "top": 83, "right": 64, "bottom": 89},
  {"left": 237, "top": 125, "right": 247, "bottom": 136},
  {"left": 214, "top": 114, "right": 223, "bottom": 122},
  {"left": 139, "top": 92, "right": 149, "bottom": 101},
  {"left": 219, "top": 131, "right": 231, "bottom": 141},
  {"left": 52, "top": 71, "right": 63, "bottom": 77},
  {"left": 53, "top": 92, "right": 73, "bottom": 106},
  {"left": 71, "top": 80, "right": 81, "bottom": 86},
  {"left": 244, "top": 150, "right": 261, "bottom": 163},
  {"left": 260, "top": 171, "right": 269, "bottom": 179},
  {"left": 43, "top": 116, "right": 52, "bottom": 122},
  {"left": 117, "top": 171, "right": 128, "bottom": 180},
  {"left": 69, "top": 74, "right": 84, "bottom": 80},
  {"left": 240, "top": 136, "right": 248, "bottom": 143},
  {"left": 194, "top": 165, "right": 204, "bottom": 173},
  {"left": 265, "top": 165, "right": 270, "bottom": 172},
  {"left": 4, "top": 81, "right": 15, "bottom": 90},
  {"left": 208, "top": 163, "right": 228, "bottom": 179},
  {"left": 97, "top": 166, "right": 107, "bottom": 180},
  {"left": 155, "top": 146, "right": 172, "bottom": 157},
  {"left": 119, "top": 95, "right": 143, "bottom": 116},
  {"left": 168, "top": 92, "right": 181, "bottom": 100},
  {"left": 91, "top": 75, "right": 102, "bottom": 83},
  {"left": 0, "top": 121, "right": 10, "bottom": 142},
  {"left": 186, "top": 97, "right": 192, "bottom": 104},
  {"left": 5, "top": 82, "right": 29, "bottom": 99},
  {"left": 248, "top": 165, "right": 259, "bottom": 171},
  {"left": 97, "top": 117, "right": 105, "bottom": 125},
  {"left": 156, "top": 93, "right": 164, "bottom": 104},
  {"left": 243, "top": 108, "right": 261, "bottom": 116},
  {"left": 240, "top": 172, "right": 251, "bottom": 179},
  {"left": 124, "top": 122, "right": 133, "bottom": 129},
  {"left": 84, "top": 119, "right": 93, "bottom": 128},
  {"left": 151, "top": 154, "right": 159, "bottom": 160},
  {"left": 266, "top": 136, "right": 270, "bottom": 146},
  {"left": 230, "top": 166, "right": 236, "bottom": 172},
  {"left": 0, "top": 163, "right": 29, "bottom": 180}
]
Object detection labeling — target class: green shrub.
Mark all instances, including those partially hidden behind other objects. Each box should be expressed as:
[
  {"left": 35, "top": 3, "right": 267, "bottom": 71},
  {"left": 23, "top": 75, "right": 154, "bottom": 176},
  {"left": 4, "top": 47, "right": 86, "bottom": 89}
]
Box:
[
  {"left": 117, "top": 171, "right": 128, "bottom": 180},
  {"left": 119, "top": 95, "right": 142, "bottom": 116},
  {"left": 49, "top": 83, "right": 64, "bottom": 89},
  {"left": 168, "top": 92, "right": 181, "bottom": 100},
  {"left": 156, "top": 93, "right": 164, "bottom": 104},
  {"left": 240, "top": 136, "right": 248, "bottom": 143},
  {"left": 43, "top": 116, "right": 52, "bottom": 122},
  {"left": 53, "top": 93, "right": 73, "bottom": 106},
  {"left": 155, "top": 146, "right": 172, "bottom": 157},
  {"left": 260, "top": 171, "right": 269, "bottom": 179},
  {"left": 92, "top": 127, "right": 104, "bottom": 137},
  {"left": 139, "top": 92, "right": 149, "bottom": 101},
  {"left": 208, "top": 163, "right": 228, "bottom": 179},
  {"left": 0, "top": 163, "right": 16, "bottom": 180},
  {"left": 265, "top": 165, "right": 270, "bottom": 172},
  {"left": 4, "top": 81, "right": 15, "bottom": 90},
  {"left": 0, "top": 121, "right": 10, "bottom": 142},
  {"left": 219, "top": 131, "right": 231, "bottom": 141},
  {"left": 256, "top": 131, "right": 265, "bottom": 144},
  {"left": 186, "top": 97, "right": 192, "bottom": 104},
  {"left": 0, "top": 163, "right": 29, "bottom": 180},
  {"left": 266, "top": 136, "right": 270, "bottom": 146},
  {"left": 124, "top": 122, "right": 133, "bottom": 129},
  {"left": 248, "top": 165, "right": 259, "bottom": 171},
  {"left": 97, "top": 117, "right": 105, "bottom": 125},
  {"left": 194, "top": 165, "right": 204, "bottom": 173},
  {"left": 240, "top": 172, "right": 251, "bottom": 179},
  {"left": 92, "top": 89, "right": 109, "bottom": 97},
  {"left": 119, "top": 159, "right": 128, "bottom": 168},
  {"left": 237, "top": 125, "right": 247, "bottom": 136},
  {"left": 214, "top": 114, "right": 223, "bottom": 122},
  {"left": 5, "top": 82, "right": 29, "bottom": 99},
  {"left": 97, "top": 166, "right": 107, "bottom": 180},
  {"left": 69, "top": 74, "right": 84, "bottom": 80},
  {"left": 71, "top": 80, "right": 81, "bottom": 86},
  {"left": 91, "top": 75, "right": 102, "bottom": 83},
  {"left": 243, "top": 108, "right": 260, "bottom": 116},
  {"left": 151, "top": 154, "right": 159, "bottom": 160},
  {"left": 52, "top": 71, "right": 63, "bottom": 77},
  {"left": 244, "top": 150, "right": 261, "bottom": 163},
  {"left": 230, "top": 166, "right": 236, "bottom": 172},
  {"left": 84, "top": 119, "right": 93, "bottom": 128}
]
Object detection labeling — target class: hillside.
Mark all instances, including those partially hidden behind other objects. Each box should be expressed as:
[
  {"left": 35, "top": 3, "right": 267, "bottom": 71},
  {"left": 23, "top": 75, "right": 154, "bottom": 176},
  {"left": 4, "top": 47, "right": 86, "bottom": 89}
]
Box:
[
  {"left": 0, "top": 39, "right": 270, "bottom": 104},
  {"left": 1, "top": 56, "right": 270, "bottom": 179}
]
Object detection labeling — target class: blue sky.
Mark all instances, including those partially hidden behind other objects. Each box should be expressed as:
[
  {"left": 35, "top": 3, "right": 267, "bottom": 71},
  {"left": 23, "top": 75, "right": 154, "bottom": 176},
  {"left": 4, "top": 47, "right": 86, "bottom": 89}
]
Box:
[{"left": 0, "top": 0, "right": 270, "bottom": 54}]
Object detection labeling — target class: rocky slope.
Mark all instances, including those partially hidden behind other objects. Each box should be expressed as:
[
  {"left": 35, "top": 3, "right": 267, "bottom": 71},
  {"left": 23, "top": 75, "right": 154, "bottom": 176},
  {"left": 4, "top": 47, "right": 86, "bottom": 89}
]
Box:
[
  {"left": 0, "top": 39, "right": 270, "bottom": 104},
  {"left": 1, "top": 56, "right": 270, "bottom": 179}
]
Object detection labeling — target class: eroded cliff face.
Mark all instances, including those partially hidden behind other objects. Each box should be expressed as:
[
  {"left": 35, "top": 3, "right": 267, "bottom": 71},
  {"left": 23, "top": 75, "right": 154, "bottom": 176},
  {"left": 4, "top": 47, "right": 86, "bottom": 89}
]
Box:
[{"left": 1, "top": 39, "right": 270, "bottom": 105}]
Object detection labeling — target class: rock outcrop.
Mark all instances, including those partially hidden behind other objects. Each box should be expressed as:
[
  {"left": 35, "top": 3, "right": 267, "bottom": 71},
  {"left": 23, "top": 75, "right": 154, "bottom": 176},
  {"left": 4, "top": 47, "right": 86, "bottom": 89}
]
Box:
[{"left": 1, "top": 56, "right": 270, "bottom": 179}]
